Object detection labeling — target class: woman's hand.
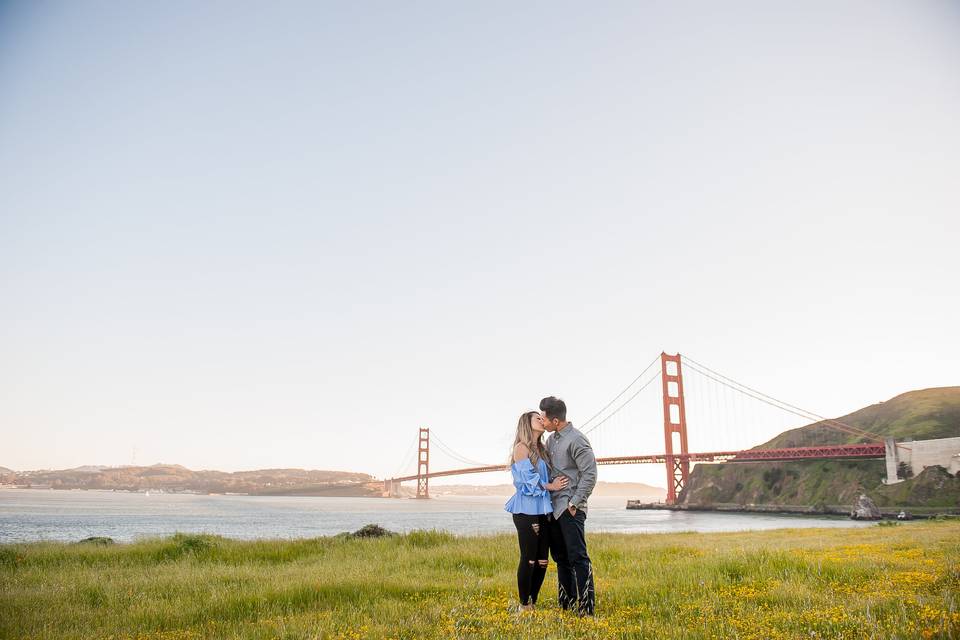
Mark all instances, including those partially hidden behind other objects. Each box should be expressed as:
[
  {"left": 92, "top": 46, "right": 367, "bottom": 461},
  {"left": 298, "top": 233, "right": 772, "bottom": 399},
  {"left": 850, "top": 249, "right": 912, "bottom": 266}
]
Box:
[{"left": 545, "top": 476, "right": 569, "bottom": 491}]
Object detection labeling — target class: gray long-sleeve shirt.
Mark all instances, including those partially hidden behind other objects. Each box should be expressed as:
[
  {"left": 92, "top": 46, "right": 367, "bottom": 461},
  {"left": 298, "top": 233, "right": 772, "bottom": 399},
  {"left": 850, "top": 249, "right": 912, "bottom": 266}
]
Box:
[{"left": 545, "top": 423, "right": 598, "bottom": 520}]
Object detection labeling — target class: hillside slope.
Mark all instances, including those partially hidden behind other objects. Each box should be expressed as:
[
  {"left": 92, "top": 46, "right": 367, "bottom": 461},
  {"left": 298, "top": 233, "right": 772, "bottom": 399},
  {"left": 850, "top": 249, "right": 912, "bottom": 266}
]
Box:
[
  {"left": 760, "top": 387, "right": 960, "bottom": 447},
  {"left": 680, "top": 387, "right": 960, "bottom": 508}
]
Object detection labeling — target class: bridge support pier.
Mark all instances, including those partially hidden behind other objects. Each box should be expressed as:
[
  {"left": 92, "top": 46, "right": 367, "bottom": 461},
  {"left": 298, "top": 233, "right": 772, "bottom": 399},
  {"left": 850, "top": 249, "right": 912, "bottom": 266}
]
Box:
[
  {"left": 661, "top": 352, "right": 690, "bottom": 505},
  {"left": 382, "top": 479, "right": 403, "bottom": 497}
]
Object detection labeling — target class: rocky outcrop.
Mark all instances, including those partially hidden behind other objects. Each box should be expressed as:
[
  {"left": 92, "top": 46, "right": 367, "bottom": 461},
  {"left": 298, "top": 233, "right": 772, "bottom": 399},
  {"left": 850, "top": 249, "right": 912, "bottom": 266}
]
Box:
[
  {"left": 850, "top": 494, "right": 881, "bottom": 520},
  {"left": 874, "top": 465, "right": 960, "bottom": 508}
]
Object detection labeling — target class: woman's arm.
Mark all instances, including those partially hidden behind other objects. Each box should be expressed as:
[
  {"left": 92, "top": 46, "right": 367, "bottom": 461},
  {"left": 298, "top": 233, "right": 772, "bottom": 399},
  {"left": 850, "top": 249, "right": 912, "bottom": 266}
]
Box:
[
  {"left": 513, "top": 445, "right": 549, "bottom": 496},
  {"left": 513, "top": 445, "right": 568, "bottom": 494}
]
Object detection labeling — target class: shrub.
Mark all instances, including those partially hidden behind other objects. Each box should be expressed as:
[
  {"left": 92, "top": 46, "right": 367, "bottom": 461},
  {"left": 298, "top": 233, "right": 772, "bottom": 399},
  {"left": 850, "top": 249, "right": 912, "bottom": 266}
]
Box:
[
  {"left": 351, "top": 524, "right": 397, "bottom": 538},
  {"left": 76, "top": 536, "right": 114, "bottom": 546}
]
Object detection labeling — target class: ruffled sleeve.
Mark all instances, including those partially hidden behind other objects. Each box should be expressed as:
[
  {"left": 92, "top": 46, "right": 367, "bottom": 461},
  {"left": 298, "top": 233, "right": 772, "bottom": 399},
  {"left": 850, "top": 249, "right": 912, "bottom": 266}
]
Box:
[{"left": 513, "top": 458, "right": 547, "bottom": 497}]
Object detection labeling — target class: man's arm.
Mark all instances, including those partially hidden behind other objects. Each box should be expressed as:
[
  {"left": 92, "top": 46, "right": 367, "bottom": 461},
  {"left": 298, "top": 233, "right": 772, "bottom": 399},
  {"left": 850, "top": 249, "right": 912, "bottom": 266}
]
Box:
[{"left": 569, "top": 434, "right": 597, "bottom": 509}]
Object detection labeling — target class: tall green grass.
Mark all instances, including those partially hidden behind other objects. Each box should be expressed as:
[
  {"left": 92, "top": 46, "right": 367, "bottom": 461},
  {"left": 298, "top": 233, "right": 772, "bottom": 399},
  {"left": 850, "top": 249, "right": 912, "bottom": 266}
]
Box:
[{"left": 2, "top": 523, "right": 958, "bottom": 639}]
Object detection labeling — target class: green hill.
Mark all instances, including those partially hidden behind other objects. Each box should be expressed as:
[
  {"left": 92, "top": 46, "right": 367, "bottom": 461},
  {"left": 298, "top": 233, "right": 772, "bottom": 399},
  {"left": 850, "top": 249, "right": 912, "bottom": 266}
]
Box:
[
  {"left": 759, "top": 387, "right": 960, "bottom": 447},
  {"left": 679, "top": 387, "right": 960, "bottom": 509}
]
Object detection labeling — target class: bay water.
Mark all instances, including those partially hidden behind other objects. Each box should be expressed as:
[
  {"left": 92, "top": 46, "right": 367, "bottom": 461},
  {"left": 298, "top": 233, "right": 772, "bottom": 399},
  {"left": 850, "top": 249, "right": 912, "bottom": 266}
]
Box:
[{"left": 0, "top": 488, "right": 876, "bottom": 543}]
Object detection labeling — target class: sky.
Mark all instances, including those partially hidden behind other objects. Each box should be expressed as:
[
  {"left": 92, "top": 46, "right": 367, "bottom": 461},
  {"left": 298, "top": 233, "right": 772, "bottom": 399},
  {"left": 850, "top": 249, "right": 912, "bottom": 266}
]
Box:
[{"left": 1, "top": 1, "right": 958, "bottom": 488}]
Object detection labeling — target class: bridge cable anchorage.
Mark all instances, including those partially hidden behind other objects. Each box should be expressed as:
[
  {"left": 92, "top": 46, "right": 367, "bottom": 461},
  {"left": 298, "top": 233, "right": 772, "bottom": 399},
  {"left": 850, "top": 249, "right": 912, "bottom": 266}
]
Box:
[
  {"left": 582, "top": 368, "right": 663, "bottom": 436},
  {"left": 680, "top": 354, "right": 890, "bottom": 444},
  {"left": 429, "top": 432, "right": 498, "bottom": 467},
  {"left": 579, "top": 354, "right": 662, "bottom": 432}
]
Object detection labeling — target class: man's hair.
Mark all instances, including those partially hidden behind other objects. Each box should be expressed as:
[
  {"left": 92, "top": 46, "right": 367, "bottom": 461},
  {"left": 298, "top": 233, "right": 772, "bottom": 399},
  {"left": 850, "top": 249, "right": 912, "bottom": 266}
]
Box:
[{"left": 539, "top": 396, "right": 567, "bottom": 422}]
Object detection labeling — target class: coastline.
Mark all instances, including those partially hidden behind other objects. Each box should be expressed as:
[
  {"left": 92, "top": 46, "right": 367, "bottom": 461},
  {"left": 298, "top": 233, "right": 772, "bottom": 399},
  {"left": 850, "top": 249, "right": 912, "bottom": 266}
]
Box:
[{"left": 626, "top": 500, "right": 960, "bottom": 519}]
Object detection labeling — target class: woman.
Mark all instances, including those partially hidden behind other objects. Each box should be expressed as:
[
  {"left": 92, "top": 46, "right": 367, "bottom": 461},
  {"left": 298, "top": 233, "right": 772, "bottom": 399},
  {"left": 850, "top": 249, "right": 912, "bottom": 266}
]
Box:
[{"left": 504, "top": 411, "right": 568, "bottom": 611}]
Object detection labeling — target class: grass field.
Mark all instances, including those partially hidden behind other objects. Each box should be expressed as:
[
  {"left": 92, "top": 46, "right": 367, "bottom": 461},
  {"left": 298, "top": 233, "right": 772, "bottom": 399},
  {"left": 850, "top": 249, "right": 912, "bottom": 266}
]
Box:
[{"left": 1, "top": 521, "right": 958, "bottom": 639}]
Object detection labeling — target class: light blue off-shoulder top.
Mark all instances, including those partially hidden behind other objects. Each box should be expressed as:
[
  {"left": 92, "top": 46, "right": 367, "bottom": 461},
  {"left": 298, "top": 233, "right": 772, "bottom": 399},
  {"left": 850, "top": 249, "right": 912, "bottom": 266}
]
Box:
[{"left": 504, "top": 457, "right": 553, "bottom": 516}]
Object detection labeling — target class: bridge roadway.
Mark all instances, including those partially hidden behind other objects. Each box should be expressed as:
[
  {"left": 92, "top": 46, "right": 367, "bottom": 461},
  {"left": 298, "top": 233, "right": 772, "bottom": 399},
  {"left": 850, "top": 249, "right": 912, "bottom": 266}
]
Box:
[{"left": 389, "top": 443, "right": 886, "bottom": 483}]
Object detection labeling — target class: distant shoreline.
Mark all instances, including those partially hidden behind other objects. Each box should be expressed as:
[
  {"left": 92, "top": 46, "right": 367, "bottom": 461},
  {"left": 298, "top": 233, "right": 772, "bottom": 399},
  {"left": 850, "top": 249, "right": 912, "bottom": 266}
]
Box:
[
  {"left": 0, "top": 486, "right": 380, "bottom": 498},
  {"left": 1, "top": 486, "right": 668, "bottom": 503}
]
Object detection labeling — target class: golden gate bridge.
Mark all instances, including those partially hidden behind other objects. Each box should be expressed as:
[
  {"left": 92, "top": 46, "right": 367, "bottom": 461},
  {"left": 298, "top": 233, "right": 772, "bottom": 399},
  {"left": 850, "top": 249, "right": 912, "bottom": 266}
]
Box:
[{"left": 383, "top": 353, "right": 893, "bottom": 504}]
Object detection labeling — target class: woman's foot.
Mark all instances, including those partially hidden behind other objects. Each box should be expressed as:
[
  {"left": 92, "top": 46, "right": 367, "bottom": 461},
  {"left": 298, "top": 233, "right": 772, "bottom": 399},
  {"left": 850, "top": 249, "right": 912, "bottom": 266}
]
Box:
[{"left": 517, "top": 603, "right": 535, "bottom": 613}]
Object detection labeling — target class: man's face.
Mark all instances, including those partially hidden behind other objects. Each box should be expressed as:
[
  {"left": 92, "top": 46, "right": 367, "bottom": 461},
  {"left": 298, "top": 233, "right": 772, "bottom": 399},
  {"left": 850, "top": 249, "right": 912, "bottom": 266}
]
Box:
[{"left": 540, "top": 411, "right": 560, "bottom": 432}]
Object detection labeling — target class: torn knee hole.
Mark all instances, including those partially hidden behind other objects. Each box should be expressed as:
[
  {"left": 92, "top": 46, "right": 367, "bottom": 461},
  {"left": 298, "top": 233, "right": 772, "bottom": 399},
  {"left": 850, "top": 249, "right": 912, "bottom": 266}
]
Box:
[
  {"left": 537, "top": 560, "right": 548, "bottom": 566},
  {"left": 528, "top": 560, "right": 536, "bottom": 566},
  {"left": 531, "top": 524, "right": 540, "bottom": 535}
]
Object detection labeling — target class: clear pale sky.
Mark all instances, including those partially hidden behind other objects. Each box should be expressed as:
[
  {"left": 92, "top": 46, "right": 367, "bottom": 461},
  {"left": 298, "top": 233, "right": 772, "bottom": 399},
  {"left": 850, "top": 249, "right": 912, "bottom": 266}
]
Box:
[{"left": 2, "top": 1, "right": 958, "bottom": 488}]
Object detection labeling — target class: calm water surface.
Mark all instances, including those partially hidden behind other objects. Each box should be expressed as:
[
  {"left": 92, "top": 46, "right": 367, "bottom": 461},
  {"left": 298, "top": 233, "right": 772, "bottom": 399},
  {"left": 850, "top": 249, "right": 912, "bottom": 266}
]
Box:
[{"left": 0, "top": 489, "right": 876, "bottom": 543}]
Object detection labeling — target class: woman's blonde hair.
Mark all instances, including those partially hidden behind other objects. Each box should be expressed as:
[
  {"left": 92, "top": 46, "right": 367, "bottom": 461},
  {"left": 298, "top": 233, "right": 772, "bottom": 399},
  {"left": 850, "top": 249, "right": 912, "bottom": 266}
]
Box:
[{"left": 509, "top": 411, "right": 548, "bottom": 467}]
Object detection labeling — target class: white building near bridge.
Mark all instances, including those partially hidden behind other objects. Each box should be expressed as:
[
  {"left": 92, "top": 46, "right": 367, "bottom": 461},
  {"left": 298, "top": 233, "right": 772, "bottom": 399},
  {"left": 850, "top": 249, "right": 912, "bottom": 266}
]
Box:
[{"left": 884, "top": 436, "right": 960, "bottom": 484}]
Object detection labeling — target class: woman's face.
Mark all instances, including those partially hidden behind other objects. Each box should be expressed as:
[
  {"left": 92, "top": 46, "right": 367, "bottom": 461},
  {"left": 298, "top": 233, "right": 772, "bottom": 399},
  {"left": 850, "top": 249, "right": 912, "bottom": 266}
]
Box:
[{"left": 529, "top": 413, "right": 545, "bottom": 434}]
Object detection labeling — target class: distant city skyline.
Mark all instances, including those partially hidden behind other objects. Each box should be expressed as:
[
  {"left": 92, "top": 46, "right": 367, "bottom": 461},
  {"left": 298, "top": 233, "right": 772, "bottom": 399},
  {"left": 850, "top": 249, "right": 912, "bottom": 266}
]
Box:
[{"left": 2, "top": 1, "right": 958, "bottom": 487}]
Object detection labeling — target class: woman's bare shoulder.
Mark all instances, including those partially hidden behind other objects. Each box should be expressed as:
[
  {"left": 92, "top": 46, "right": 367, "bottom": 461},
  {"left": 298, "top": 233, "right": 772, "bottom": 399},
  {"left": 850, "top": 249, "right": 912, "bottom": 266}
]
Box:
[{"left": 512, "top": 443, "right": 530, "bottom": 463}]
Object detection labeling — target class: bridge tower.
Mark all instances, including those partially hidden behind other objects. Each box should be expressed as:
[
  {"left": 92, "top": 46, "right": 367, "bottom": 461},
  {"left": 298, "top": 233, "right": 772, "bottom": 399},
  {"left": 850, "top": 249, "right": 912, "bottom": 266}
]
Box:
[
  {"left": 416, "top": 427, "right": 430, "bottom": 499},
  {"left": 661, "top": 352, "right": 690, "bottom": 504}
]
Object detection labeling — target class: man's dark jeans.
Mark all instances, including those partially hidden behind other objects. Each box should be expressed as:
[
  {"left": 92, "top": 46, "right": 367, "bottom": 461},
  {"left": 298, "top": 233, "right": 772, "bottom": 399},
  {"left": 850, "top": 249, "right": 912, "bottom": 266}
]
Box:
[{"left": 548, "top": 508, "right": 594, "bottom": 615}]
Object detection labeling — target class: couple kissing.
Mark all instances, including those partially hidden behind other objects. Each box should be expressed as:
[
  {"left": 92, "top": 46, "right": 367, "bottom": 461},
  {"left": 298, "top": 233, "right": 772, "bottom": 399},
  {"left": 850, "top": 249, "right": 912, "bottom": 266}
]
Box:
[{"left": 504, "top": 396, "right": 597, "bottom": 616}]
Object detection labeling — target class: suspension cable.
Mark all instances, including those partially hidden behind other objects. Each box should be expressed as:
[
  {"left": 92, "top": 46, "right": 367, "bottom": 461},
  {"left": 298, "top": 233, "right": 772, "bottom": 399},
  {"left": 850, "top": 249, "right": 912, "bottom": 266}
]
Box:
[
  {"left": 580, "top": 354, "right": 662, "bottom": 431},
  {"left": 582, "top": 368, "right": 662, "bottom": 436},
  {"left": 430, "top": 432, "right": 497, "bottom": 467},
  {"left": 680, "top": 354, "right": 885, "bottom": 442},
  {"left": 682, "top": 362, "right": 873, "bottom": 441},
  {"left": 390, "top": 435, "right": 419, "bottom": 478}
]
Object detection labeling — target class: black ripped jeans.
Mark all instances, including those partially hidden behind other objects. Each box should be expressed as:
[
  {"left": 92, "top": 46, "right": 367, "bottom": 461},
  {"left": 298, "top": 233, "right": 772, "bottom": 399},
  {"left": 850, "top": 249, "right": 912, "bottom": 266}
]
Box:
[{"left": 512, "top": 513, "right": 550, "bottom": 605}]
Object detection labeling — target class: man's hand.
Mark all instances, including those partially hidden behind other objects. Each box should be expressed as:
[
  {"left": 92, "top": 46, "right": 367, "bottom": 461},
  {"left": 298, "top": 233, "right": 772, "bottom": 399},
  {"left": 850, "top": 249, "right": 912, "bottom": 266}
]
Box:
[
  {"left": 545, "top": 476, "right": 569, "bottom": 491},
  {"left": 567, "top": 503, "right": 577, "bottom": 516}
]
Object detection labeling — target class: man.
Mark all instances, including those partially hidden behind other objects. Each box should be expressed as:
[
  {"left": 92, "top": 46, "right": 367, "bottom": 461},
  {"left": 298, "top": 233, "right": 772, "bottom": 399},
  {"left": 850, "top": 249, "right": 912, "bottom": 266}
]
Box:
[{"left": 541, "top": 395, "right": 597, "bottom": 615}]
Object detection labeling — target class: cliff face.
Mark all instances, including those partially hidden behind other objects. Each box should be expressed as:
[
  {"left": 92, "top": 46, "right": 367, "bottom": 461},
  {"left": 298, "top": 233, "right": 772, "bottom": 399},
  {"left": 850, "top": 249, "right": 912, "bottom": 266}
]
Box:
[
  {"left": 679, "top": 387, "right": 960, "bottom": 508},
  {"left": 681, "top": 459, "right": 886, "bottom": 507}
]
